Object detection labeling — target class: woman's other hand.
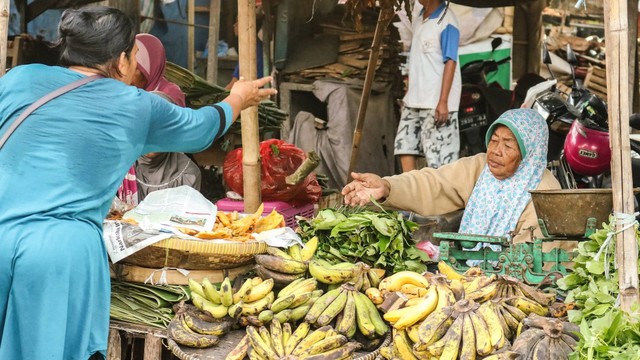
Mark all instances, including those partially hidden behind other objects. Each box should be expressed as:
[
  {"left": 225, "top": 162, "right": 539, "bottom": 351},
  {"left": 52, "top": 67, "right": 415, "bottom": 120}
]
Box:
[
  {"left": 341, "top": 172, "right": 390, "bottom": 207},
  {"left": 229, "top": 76, "right": 277, "bottom": 109}
]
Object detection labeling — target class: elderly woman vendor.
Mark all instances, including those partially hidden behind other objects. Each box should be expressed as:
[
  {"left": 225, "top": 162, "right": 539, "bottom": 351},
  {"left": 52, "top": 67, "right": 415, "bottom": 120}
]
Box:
[{"left": 342, "top": 109, "right": 565, "bottom": 248}]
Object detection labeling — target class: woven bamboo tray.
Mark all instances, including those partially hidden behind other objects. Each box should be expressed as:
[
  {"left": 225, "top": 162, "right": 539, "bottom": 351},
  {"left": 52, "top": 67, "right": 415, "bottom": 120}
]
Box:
[
  {"left": 167, "top": 330, "right": 391, "bottom": 360},
  {"left": 109, "top": 262, "right": 255, "bottom": 285},
  {"left": 121, "top": 237, "right": 267, "bottom": 270}
]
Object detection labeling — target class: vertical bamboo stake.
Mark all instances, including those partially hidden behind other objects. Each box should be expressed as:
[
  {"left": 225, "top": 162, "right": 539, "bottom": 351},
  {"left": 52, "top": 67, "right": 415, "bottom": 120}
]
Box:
[
  {"left": 604, "top": 0, "right": 639, "bottom": 312},
  {"left": 0, "top": 0, "right": 8, "bottom": 77},
  {"left": 238, "top": 0, "right": 261, "bottom": 213},
  {"left": 207, "top": 0, "right": 221, "bottom": 84},
  {"left": 187, "top": 0, "right": 195, "bottom": 71},
  {"left": 347, "top": 6, "right": 393, "bottom": 179}
]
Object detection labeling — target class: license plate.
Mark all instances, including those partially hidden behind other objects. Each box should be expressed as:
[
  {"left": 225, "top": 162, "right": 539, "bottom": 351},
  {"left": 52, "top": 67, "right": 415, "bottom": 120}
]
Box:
[{"left": 459, "top": 114, "right": 487, "bottom": 132}]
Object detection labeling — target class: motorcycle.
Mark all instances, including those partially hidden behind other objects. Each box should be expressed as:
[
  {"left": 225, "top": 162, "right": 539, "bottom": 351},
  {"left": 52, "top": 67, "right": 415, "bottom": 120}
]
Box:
[{"left": 458, "top": 37, "right": 512, "bottom": 156}]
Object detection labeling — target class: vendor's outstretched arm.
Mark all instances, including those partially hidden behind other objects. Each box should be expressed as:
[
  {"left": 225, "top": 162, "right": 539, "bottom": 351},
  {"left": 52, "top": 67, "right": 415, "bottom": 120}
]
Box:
[{"left": 383, "top": 154, "right": 486, "bottom": 216}]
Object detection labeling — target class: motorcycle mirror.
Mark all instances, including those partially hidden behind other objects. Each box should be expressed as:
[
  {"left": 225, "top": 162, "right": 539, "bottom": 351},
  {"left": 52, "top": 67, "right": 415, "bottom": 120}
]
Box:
[
  {"left": 566, "top": 45, "right": 578, "bottom": 66},
  {"left": 491, "top": 37, "right": 502, "bottom": 52}
]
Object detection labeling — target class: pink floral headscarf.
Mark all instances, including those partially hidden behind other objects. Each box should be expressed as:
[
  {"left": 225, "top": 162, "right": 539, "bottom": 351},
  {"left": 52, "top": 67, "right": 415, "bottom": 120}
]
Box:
[{"left": 135, "top": 34, "right": 186, "bottom": 107}]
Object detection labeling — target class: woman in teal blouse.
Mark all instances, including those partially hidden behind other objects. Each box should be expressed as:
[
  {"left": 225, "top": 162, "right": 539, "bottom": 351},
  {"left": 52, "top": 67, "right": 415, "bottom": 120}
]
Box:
[{"left": 0, "top": 6, "right": 275, "bottom": 359}]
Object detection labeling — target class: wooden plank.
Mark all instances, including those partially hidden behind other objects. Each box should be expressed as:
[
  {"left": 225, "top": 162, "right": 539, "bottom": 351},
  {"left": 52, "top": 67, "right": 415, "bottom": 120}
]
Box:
[
  {"left": 187, "top": 0, "right": 195, "bottom": 71},
  {"left": 143, "top": 333, "right": 163, "bottom": 360},
  {"left": 586, "top": 81, "right": 608, "bottom": 95},
  {"left": 109, "top": 262, "right": 254, "bottom": 285},
  {"left": 0, "top": 0, "right": 9, "bottom": 77},
  {"left": 106, "top": 329, "right": 122, "bottom": 360},
  {"left": 604, "top": 0, "right": 639, "bottom": 312},
  {"left": 238, "top": 0, "right": 261, "bottom": 213},
  {"left": 206, "top": 0, "right": 221, "bottom": 84}
]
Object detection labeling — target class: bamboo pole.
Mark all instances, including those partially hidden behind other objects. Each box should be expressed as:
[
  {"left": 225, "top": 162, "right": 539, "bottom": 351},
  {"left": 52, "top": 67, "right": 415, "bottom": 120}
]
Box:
[
  {"left": 238, "top": 0, "right": 261, "bottom": 213},
  {"left": 347, "top": 6, "right": 394, "bottom": 179},
  {"left": 187, "top": 0, "right": 195, "bottom": 71},
  {"left": 206, "top": 0, "right": 221, "bottom": 84},
  {"left": 604, "top": 0, "right": 639, "bottom": 312},
  {"left": 0, "top": 0, "right": 7, "bottom": 77}
]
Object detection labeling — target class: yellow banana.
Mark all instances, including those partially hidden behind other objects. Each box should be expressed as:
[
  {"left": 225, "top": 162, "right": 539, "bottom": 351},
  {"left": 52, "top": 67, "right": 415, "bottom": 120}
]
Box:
[
  {"left": 435, "top": 284, "right": 456, "bottom": 312},
  {"left": 304, "top": 342, "right": 361, "bottom": 360},
  {"left": 266, "top": 246, "right": 294, "bottom": 260},
  {"left": 277, "top": 278, "right": 305, "bottom": 298},
  {"left": 502, "top": 302, "right": 527, "bottom": 322},
  {"left": 379, "top": 271, "right": 430, "bottom": 292},
  {"left": 241, "top": 292, "right": 275, "bottom": 316},
  {"left": 282, "top": 322, "right": 292, "bottom": 349},
  {"left": 182, "top": 310, "right": 231, "bottom": 336},
  {"left": 394, "top": 285, "right": 438, "bottom": 330},
  {"left": 416, "top": 308, "right": 452, "bottom": 350},
  {"left": 246, "top": 326, "right": 278, "bottom": 360},
  {"left": 464, "top": 266, "right": 485, "bottom": 277},
  {"left": 225, "top": 334, "right": 250, "bottom": 360},
  {"left": 233, "top": 278, "right": 254, "bottom": 304},
  {"left": 251, "top": 276, "right": 263, "bottom": 286},
  {"left": 244, "top": 278, "right": 275, "bottom": 303},
  {"left": 201, "top": 278, "right": 221, "bottom": 304},
  {"left": 292, "top": 325, "right": 332, "bottom": 355},
  {"left": 287, "top": 244, "right": 303, "bottom": 261},
  {"left": 289, "top": 291, "right": 314, "bottom": 308},
  {"left": 407, "top": 324, "right": 420, "bottom": 344},
  {"left": 509, "top": 296, "right": 549, "bottom": 316},
  {"left": 400, "top": 283, "right": 430, "bottom": 298},
  {"left": 437, "top": 261, "right": 465, "bottom": 281},
  {"left": 246, "top": 347, "right": 266, "bottom": 360},
  {"left": 477, "top": 302, "right": 506, "bottom": 349},
  {"left": 449, "top": 279, "right": 465, "bottom": 301},
  {"left": 192, "top": 293, "right": 229, "bottom": 319},
  {"left": 228, "top": 301, "right": 243, "bottom": 318},
  {"left": 439, "top": 314, "right": 463, "bottom": 360},
  {"left": 285, "top": 322, "right": 310, "bottom": 355},
  {"left": 220, "top": 277, "right": 233, "bottom": 307},
  {"left": 498, "top": 305, "right": 520, "bottom": 333},
  {"left": 305, "top": 334, "right": 348, "bottom": 356},
  {"left": 271, "top": 293, "right": 296, "bottom": 314},
  {"left": 459, "top": 314, "right": 477, "bottom": 360},
  {"left": 365, "top": 287, "right": 384, "bottom": 305},
  {"left": 188, "top": 278, "right": 206, "bottom": 298},
  {"left": 394, "top": 329, "right": 419, "bottom": 360},
  {"left": 300, "top": 236, "right": 318, "bottom": 261},
  {"left": 255, "top": 254, "right": 307, "bottom": 275},
  {"left": 466, "top": 281, "right": 498, "bottom": 303},
  {"left": 469, "top": 311, "right": 493, "bottom": 356},
  {"left": 168, "top": 313, "right": 219, "bottom": 348},
  {"left": 269, "top": 319, "right": 285, "bottom": 358},
  {"left": 308, "top": 259, "right": 358, "bottom": 284}
]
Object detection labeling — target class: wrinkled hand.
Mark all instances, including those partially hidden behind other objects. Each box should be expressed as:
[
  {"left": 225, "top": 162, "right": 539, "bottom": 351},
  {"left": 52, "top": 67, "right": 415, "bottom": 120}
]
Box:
[
  {"left": 230, "top": 76, "right": 277, "bottom": 109},
  {"left": 341, "top": 172, "right": 389, "bottom": 207},
  {"left": 435, "top": 101, "right": 449, "bottom": 127}
]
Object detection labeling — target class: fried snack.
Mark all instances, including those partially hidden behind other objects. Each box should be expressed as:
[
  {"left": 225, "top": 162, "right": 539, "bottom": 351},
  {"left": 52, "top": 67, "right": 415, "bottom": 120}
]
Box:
[
  {"left": 253, "top": 209, "right": 286, "bottom": 233},
  {"left": 216, "top": 212, "right": 232, "bottom": 227},
  {"left": 176, "top": 226, "right": 200, "bottom": 236},
  {"left": 229, "top": 203, "right": 264, "bottom": 236},
  {"left": 195, "top": 228, "right": 233, "bottom": 239}
]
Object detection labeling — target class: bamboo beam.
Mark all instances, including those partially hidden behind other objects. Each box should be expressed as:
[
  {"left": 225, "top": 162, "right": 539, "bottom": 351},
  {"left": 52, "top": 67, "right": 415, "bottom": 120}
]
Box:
[
  {"left": 604, "top": 0, "right": 639, "bottom": 312},
  {"left": 0, "top": 0, "right": 8, "bottom": 77},
  {"left": 347, "top": 6, "right": 393, "bottom": 179},
  {"left": 187, "top": 0, "right": 195, "bottom": 71},
  {"left": 238, "top": 0, "right": 261, "bottom": 213},
  {"left": 206, "top": 0, "right": 221, "bottom": 84}
]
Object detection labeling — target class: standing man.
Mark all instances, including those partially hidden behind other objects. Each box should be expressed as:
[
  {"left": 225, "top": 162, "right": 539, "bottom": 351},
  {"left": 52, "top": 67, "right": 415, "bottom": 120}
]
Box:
[{"left": 394, "top": 0, "right": 461, "bottom": 172}]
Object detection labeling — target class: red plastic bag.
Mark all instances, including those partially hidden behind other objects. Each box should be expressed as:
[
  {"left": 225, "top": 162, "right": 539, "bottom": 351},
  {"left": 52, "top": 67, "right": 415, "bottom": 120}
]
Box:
[{"left": 223, "top": 139, "right": 322, "bottom": 205}]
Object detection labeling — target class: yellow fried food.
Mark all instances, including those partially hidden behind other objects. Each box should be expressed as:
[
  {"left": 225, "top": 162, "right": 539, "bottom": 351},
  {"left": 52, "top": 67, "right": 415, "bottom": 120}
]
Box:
[{"left": 253, "top": 209, "right": 285, "bottom": 233}]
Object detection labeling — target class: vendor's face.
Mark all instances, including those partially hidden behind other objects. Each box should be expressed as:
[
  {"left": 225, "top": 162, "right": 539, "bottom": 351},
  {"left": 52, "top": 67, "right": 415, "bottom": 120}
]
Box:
[
  {"left": 487, "top": 125, "right": 522, "bottom": 180},
  {"left": 131, "top": 68, "right": 148, "bottom": 89},
  {"left": 118, "top": 43, "right": 139, "bottom": 85}
]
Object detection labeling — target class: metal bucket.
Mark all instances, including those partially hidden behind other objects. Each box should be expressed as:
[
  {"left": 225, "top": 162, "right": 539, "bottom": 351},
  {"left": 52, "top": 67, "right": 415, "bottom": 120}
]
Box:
[{"left": 529, "top": 189, "right": 613, "bottom": 237}]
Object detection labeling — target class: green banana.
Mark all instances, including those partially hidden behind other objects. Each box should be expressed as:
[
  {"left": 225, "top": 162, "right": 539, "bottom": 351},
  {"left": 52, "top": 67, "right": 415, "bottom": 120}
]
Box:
[
  {"left": 241, "top": 292, "right": 275, "bottom": 316},
  {"left": 309, "top": 259, "right": 358, "bottom": 284},
  {"left": 188, "top": 278, "right": 206, "bottom": 298},
  {"left": 271, "top": 293, "right": 296, "bottom": 314},
  {"left": 273, "top": 309, "right": 292, "bottom": 324},
  {"left": 353, "top": 291, "right": 376, "bottom": 338},
  {"left": 337, "top": 290, "right": 357, "bottom": 338},
  {"left": 202, "top": 278, "right": 221, "bottom": 304},
  {"left": 287, "top": 244, "right": 303, "bottom": 261},
  {"left": 316, "top": 290, "right": 348, "bottom": 327},
  {"left": 305, "top": 287, "right": 343, "bottom": 324},
  {"left": 357, "top": 291, "right": 388, "bottom": 336}
]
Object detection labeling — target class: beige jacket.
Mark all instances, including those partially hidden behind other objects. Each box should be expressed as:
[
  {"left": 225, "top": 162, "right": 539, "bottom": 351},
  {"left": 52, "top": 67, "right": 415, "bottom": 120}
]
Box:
[{"left": 383, "top": 154, "right": 570, "bottom": 250}]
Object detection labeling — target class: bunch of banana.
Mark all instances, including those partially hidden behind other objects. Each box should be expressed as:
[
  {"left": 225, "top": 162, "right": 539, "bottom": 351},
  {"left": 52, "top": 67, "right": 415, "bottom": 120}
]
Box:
[
  {"left": 305, "top": 283, "right": 388, "bottom": 339},
  {"left": 245, "top": 321, "right": 362, "bottom": 360},
  {"left": 383, "top": 276, "right": 455, "bottom": 330},
  {"left": 481, "top": 299, "right": 529, "bottom": 342},
  {"left": 512, "top": 314, "right": 579, "bottom": 360},
  {"left": 188, "top": 276, "right": 275, "bottom": 320},
  {"left": 255, "top": 242, "right": 316, "bottom": 286},
  {"left": 466, "top": 275, "right": 556, "bottom": 307},
  {"left": 257, "top": 278, "right": 323, "bottom": 324},
  {"left": 412, "top": 297, "right": 513, "bottom": 359},
  {"left": 378, "top": 270, "right": 431, "bottom": 297},
  {"left": 168, "top": 312, "right": 221, "bottom": 348},
  {"left": 308, "top": 259, "right": 364, "bottom": 285}
]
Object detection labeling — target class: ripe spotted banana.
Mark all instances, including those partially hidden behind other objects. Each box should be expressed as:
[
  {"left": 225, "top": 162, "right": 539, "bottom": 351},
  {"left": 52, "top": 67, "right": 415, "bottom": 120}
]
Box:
[
  {"left": 439, "top": 314, "right": 463, "bottom": 360},
  {"left": 255, "top": 254, "right": 307, "bottom": 275},
  {"left": 308, "top": 259, "right": 359, "bottom": 284},
  {"left": 393, "top": 329, "right": 418, "bottom": 360},
  {"left": 168, "top": 313, "right": 219, "bottom": 348},
  {"left": 182, "top": 310, "right": 231, "bottom": 336},
  {"left": 459, "top": 314, "right": 477, "bottom": 360},
  {"left": 415, "top": 307, "right": 452, "bottom": 350},
  {"left": 316, "top": 289, "right": 348, "bottom": 326},
  {"left": 233, "top": 278, "right": 254, "bottom": 304},
  {"left": 292, "top": 325, "right": 332, "bottom": 356},
  {"left": 393, "top": 285, "right": 439, "bottom": 330},
  {"left": 241, "top": 291, "right": 275, "bottom": 316},
  {"left": 246, "top": 326, "right": 278, "bottom": 360},
  {"left": 468, "top": 310, "right": 493, "bottom": 356},
  {"left": 284, "top": 322, "right": 310, "bottom": 355},
  {"left": 336, "top": 290, "right": 357, "bottom": 338},
  {"left": 476, "top": 302, "right": 506, "bottom": 350},
  {"left": 509, "top": 296, "right": 549, "bottom": 316},
  {"left": 304, "top": 334, "right": 348, "bottom": 356},
  {"left": 256, "top": 265, "right": 305, "bottom": 285},
  {"left": 266, "top": 246, "right": 294, "bottom": 260},
  {"left": 269, "top": 319, "right": 285, "bottom": 357},
  {"left": 201, "top": 278, "right": 221, "bottom": 304},
  {"left": 305, "top": 287, "right": 343, "bottom": 324},
  {"left": 225, "top": 334, "right": 250, "bottom": 360},
  {"left": 219, "top": 277, "right": 233, "bottom": 307},
  {"left": 244, "top": 278, "right": 275, "bottom": 303}
]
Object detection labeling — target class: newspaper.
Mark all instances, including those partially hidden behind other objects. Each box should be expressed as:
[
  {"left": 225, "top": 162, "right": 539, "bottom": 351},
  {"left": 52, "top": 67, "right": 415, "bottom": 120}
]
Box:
[{"left": 103, "top": 186, "right": 217, "bottom": 263}]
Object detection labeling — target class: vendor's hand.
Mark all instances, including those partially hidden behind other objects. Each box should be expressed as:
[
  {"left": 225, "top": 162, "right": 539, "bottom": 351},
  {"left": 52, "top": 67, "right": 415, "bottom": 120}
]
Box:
[
  {"left": 230, "top": 76, "right": 278, "bottom": 109},
  {"left": 341, "top": 172, "right": 390, "bottom": 207},
  {"left": 435, "top": 101, "right": 449, "bottom": 127}
]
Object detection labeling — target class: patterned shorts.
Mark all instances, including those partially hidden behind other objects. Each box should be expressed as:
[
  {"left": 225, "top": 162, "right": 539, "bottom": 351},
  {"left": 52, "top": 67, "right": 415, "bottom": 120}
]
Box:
[{"left": 394, "top": 107, "right": 460, "bottom": 168}]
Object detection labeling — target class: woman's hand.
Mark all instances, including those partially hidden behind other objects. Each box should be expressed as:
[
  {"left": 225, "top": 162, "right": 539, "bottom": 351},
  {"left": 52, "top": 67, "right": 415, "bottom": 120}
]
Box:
[
  {"left": 229, "top": 76, "right": 277, "bottom": 109},
  {"left": 341, "top": 172, "right": 390, "bottom": 207}
]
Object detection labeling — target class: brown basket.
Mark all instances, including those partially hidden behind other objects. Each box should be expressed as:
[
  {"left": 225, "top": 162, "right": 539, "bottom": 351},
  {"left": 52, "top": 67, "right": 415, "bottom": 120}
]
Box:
[{"left": 121, "top": 237, "right": 267, "bottom": 270}]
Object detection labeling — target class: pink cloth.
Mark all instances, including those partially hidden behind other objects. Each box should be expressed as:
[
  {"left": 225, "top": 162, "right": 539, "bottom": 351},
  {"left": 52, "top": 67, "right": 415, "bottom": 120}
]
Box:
[
  {"left": 135, "top": 34, "right": 186, "bottom": 107},
  {"left": 117, "top": 166, "right": 138, "bottom": 206}
]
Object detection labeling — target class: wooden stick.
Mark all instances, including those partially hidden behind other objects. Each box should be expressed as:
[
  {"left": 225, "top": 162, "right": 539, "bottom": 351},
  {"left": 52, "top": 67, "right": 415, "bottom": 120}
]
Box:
[
  {"left": 604, "top": 0, "right": 639, "bottom": 312},
  {"left": 187, "top": 0, "right": 195, "bottom": 71},
  {"left": 238, "top": 0, "right": 261, "bottom": 213},
  {"left": 0, "top": 0, "right": 8, "bottom": 77},
  {"left": 206, "top": 0, "right": 221, "bottom": 84},
  {"left": 347, "top": 6, "right": 393, "bottom": 180}
]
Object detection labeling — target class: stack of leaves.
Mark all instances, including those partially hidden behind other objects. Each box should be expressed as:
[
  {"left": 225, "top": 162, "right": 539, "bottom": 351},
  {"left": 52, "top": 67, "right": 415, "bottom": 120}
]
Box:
[
  {"left": 297, "top": 204, "right": 429, "bottom": 273},
  {"left": 164, "top": 62, "right": 286, "bottom": 139},
  {"left": 556, "top": 218, "right": 640, "bottom": 359},
  {"left": 110, "top": 280, "right": 190, "bottom": 329}
]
